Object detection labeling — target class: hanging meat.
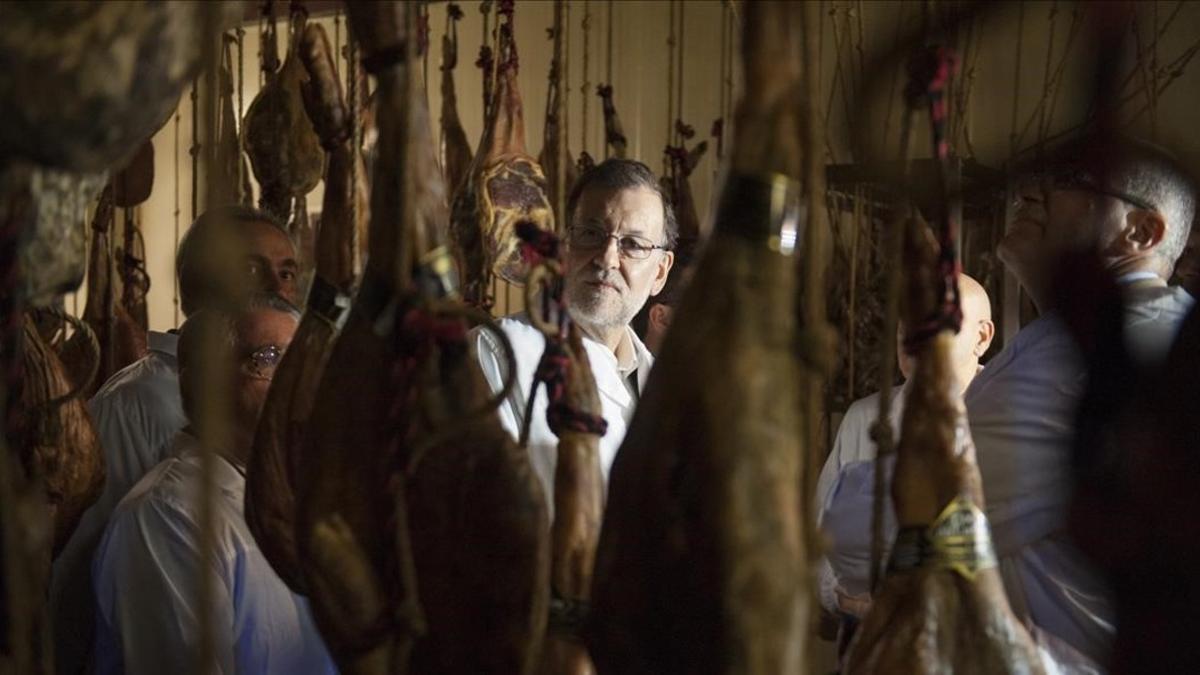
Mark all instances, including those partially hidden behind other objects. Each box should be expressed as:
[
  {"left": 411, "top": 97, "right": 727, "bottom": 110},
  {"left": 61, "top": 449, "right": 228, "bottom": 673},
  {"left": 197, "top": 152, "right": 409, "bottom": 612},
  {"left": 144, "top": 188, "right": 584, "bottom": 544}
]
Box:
[
  {"left": 17, "top": 312, "right": 105, "bottom": 557},
  {"left": 245, "top": 21, "right": 369, "bottom": 595},
  {"left": 588, "top": 3, "right": 811, "bottom": 672},
  {"left": 843, "top": 44, "right": 1043, "bottom": 674},
  {"left": 57, "top": 188, "right": 143, "bottom": 397},
  {"left": 440, "top": 4, "right": 473, "bottom": 197},
  {"left": 213, "top": 34, "right": 252, "bottom": 207},
  {"left": 515, "top": 230, "right": 607, "bottom": 675},
  {"left": 296, "top": 3, "right": 548, "bottom": 673},
  {"left": 597, "top": 85, "right": 628, "bottom": 160},
  {"left": 242, "top": 3, "right": 323, "bottom": 260},
  {"left": 450, "top": 0, "right": 555, "bottom": 309},
  {"left": 112, "top": 139, "right": 154, "bottom": 356},
  {"left": 663, "top": 122, "right": 708, "bottom": 266},
  {"left": 538, "top": 1, "right": 577, "bottom": 228}
]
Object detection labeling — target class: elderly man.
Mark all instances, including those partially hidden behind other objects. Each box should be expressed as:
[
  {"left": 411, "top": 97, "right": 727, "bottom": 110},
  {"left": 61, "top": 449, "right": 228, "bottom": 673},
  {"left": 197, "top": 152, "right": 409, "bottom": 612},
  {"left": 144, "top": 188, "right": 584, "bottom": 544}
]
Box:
[
  {"left": 474, "top": 159, "right": 675, "bottom": 513},
  {"left": 92, "top": 293, "right": 334, "bottom": 675},
  {"left": 966, "top": 135, "right": 1195, "bottom": 665},
  {"left": 814, "top": 274, "right": 994, "bottom": 622},
  {"left": 52, "top": 205, "right": 300, "bottom": 675}
]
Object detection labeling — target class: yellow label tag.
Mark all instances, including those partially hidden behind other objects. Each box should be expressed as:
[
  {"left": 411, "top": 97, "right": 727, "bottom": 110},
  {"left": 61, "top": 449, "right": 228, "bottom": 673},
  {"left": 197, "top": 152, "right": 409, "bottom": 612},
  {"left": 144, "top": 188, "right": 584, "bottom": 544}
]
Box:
[{"left": 926, "top": 495, "right": 998, "bottom": 581}]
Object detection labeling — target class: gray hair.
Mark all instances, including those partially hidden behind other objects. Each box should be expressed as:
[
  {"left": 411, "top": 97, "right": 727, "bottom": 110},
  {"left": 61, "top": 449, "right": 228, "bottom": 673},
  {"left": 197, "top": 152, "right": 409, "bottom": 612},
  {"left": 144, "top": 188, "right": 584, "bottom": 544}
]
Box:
[
  {"left": 566, "top": 158, "right": 679, "bottom": 249},
  {"left": 177, "top": 292, "right": 300, "bottom": 422}
]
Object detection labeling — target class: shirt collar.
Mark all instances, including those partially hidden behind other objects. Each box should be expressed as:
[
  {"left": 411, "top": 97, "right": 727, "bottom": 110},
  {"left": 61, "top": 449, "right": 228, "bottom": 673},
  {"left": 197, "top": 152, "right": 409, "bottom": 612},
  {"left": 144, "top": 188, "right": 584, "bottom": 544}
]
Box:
[
  {"left": 1116, "top": 271, "right": 1162, "bottom": 286},
  {"left": 148, "top": 330, "right": 179, "bottom": 357}
]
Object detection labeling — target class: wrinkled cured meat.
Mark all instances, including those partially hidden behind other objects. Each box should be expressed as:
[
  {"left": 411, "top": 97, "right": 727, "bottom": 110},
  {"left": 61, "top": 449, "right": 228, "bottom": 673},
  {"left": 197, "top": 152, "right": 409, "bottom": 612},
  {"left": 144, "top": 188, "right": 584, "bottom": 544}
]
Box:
[
  {"left": 245, "top": 21, "right": 369, "bottom": 595},
  {"left": 243, "top": 8, "right": 323, "bottom": 223},
  {"left": 843, "top": 214, "right": 1044, "bottom": 674},
  {"left": 297, "top": 4, "right": 547, "bottom": 673},
  {"left": 537, "top": 323, "right": 605, "bottom": 675},
  {"left": 59, "top": 188, "right": 143, "bottom": 397},
  {"left": 17, "top": 314, "right": 105, "bottom": 558},
  {"left": 451, "top": 2, "right": 554, "bottom": 308},
  {"left": 597, "top": 85, "right": 628, "bottom": 160},
  {"left": 439, "top": 4, "right": 473, "bottom": 197},
  {"left": 538, "top": 4, "right": 577, "bottom": 228},
  {"left": 588, "top": 4, "right": 810, "bottom": 673},
  {"left": 663, "top": 128, "right": 708, "bottom": 265},
  {"left": 112, "top": 140, "right": 154, "bottom": 348}
]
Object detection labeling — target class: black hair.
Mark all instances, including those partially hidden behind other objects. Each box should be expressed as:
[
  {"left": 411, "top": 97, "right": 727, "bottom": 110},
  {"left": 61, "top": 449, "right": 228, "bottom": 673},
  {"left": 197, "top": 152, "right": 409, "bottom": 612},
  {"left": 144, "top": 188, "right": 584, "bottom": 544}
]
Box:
[{"left": 566, "top": 158, "right": 679, "bottom": 249}]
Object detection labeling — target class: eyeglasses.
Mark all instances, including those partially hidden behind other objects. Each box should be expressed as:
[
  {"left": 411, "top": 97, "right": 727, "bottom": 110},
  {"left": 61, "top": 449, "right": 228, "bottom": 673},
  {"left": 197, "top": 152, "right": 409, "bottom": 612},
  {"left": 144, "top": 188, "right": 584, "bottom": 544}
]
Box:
[
  {"left": 568, "top": 224, "right": 670, "bottom": 260},
  {"left": 1036, "top": 167, "right": 1158, "bottom": 212},
  {"left": 241, "top": 344, "right": 284, "bottom": 380}
]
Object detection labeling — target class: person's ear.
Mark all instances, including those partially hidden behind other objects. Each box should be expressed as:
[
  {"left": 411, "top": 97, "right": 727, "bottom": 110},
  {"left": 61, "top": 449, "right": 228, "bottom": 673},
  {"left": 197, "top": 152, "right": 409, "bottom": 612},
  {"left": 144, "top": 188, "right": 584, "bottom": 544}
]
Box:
[
  {"left": 651, "top": 251, "right": 675, "bottom": 296},
  {"left": 975, "top": 319, "right": 996, "bottom": 358},
  {"left": 650, "top": 303, "right": 673, "bottom": 332},
  {"left": 1123, "top": 209, "right": 1167, "bottom": 254}
]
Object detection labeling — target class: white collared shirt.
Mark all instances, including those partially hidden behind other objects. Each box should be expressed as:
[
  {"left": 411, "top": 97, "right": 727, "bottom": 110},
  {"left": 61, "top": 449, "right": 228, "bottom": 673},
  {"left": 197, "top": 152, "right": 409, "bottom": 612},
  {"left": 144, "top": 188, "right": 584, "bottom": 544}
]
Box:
[
  {"left": 52, "top": 330, "right": 188, "bottom": 673},
  {"left": 92, "top": 432, "right": 336, "bottom": 675},
  {"left": 472, "top": 313, "right": 655, "bottom": 518}
]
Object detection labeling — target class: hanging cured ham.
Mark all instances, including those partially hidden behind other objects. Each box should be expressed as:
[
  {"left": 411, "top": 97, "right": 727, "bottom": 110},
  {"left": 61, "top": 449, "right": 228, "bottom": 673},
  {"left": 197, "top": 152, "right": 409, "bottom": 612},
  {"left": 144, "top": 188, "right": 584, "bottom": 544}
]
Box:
[
  {"left": 663, "top": 127, "right": 708, "bottom": 265},
  {"left": 843, "top": 45, "right": 1043, "bottom": 675},
  {"left": 439, "top": 4, "right": 473, "bottom": 198},
  {"left": 842, "top": 212, "right": 1044, "bottom": 675},
  {"left": 538, "top": 1, "right": 577, "bottom": 229},
  {"left": 244, "top": 21, "right": 369, "bottom": 595},
  {"left": 296, "top": 3, "right": 547, "bottom": 673},
  {"left": 17, "top": 313, "right": 105, "bottom": 557},
  {"left": 597, "top": 85, "right": 628, "bottom": 160},
  {"left": 450, "top": 0, "right": 554, "bottom": 309},
  {"left": 112, "top": 139, "right": 154, "bottom": 357},
  {"left": 243, "top": 3, "right": 323, "bottom": 260},
  {"left": 588, "top": 3, "right": 812, "bottom": 672}
]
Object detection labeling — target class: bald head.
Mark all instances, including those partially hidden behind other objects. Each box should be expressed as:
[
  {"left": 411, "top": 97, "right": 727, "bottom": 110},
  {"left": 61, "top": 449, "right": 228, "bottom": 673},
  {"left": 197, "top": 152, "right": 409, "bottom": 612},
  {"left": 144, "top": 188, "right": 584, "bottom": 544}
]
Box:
[{"left": 897, "top": 273, "right": 995, "bottom": 394}]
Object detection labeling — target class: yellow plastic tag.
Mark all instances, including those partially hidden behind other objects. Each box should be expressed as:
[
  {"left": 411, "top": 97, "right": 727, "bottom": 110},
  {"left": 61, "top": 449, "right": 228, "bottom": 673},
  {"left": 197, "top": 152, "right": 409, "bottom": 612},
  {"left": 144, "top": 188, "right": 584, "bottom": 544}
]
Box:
[{"left": 926, "top": 495, "right": 998, "bottom": 581}]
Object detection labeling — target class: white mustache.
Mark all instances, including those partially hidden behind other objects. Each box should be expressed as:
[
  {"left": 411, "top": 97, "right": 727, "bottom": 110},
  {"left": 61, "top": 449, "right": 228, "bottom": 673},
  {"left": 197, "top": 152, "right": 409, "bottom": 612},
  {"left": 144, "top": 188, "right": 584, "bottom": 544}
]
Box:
[{"left": 578, "top": 270, "right": 626, "bottom": 293}]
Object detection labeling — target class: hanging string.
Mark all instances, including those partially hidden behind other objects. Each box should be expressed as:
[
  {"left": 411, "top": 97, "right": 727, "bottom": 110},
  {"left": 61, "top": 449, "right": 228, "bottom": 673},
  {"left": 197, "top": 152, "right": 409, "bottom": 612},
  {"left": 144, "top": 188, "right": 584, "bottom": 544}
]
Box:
[
  {"left": 563, "top": 0, "right": 571, "bottom": 168},
  {"left": 422, "top": 1, "right": 431, "bottom": 101},
  {"left": 674, "top": 0, "right": 684, "bottom": 148},
  {"left": 664, "top": 0, "right": 676, "bottom": 174},
  {"left": 236, "top": 26, "right": 247, "bottom": 205},
  {"left": 348, "top": 31, "right": 360, "bottom": 276},
  {"left": 716, "top": 3, "right": 727, "bottom": 160},
  {"left": 580, "top": 0, "right": 591, "bottom": 156},
  {"left": 880, "top": 1, "right": 908, "bottom": 157},
  {"left": 1008, "top": 0, "right": 1025, "bottom": 156},
  {"left": 478, "top": 1, "right": 495, "bottom": 122},
  {"left": 190, "top": 77, "right": 199, "bottom": 224},
  {"left": 173, "top": 109, "right": 182, "bottom": 328},
  {"left": 603, "top": 0, "right": 614, "bottom": 160}
]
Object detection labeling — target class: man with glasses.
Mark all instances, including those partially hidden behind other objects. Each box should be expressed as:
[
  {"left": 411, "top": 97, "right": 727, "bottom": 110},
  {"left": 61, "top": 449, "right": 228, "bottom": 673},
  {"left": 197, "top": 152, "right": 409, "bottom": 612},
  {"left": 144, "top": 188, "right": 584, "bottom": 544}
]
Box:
[
  {"left": 474, "top": 159, "right": 676, "bottom": 515},
  {"left": 91, "top": 293, "right": 335, "bottom": 675},
  {"left": 964, "top": 134, "right": 1195, "bottom": 666}
]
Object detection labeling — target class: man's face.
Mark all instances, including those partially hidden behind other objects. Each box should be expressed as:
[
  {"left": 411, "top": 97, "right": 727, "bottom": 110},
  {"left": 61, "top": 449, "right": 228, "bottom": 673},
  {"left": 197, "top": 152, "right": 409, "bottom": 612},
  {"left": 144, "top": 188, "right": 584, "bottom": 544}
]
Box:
[
  {"left": 563, "top": 185, "right": 675, "bottom": 334},
  {"left": 244, "top": 221, "right": 300, "bottom": 306},
  {"left": 232, "top": 308, "right": 297, "bottom": 438},
  {"left": 999, "top": 178, "right": 1124, "bottom": 286}
]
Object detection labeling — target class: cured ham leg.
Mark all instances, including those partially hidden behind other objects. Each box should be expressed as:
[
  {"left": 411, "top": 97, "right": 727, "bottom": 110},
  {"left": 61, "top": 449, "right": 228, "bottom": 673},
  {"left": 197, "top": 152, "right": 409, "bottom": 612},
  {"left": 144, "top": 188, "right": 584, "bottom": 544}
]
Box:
[
  {"left": 18, "top": 313, "right": 105, "bottom": 557},
  {"left": 588, "top": 3, "right": 810, "bottom": 672},
  {"left": 597, "top": 85, "right": 628, "bottom": 160},
  {"left": 439, "top": 4, "right": 473, "bottom": 197},
  {"left": 842, "top": 214, "right": 1045, "bottom": 675},
  {"left": 538, "top": 1, "right": 577, "bottom": 228},
  {"left": 451, "top": 0, "right": 554, "bottom": 308},
  {"left": 664, "top": 132, "right": 708, "bottom": 265},
  {"left": 296, "top": 4, "right": 547, "bottom": 673},
  {"left": 245, "top": 21, "right": 368, "bottom": 594}
]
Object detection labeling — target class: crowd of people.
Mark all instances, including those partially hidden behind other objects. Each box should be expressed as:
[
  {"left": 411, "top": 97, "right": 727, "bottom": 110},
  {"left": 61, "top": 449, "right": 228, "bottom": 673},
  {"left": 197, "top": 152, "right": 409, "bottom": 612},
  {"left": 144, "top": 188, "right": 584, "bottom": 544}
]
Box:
[{"left": 46, "top": 136, "right": 1197, "bottom": 673}]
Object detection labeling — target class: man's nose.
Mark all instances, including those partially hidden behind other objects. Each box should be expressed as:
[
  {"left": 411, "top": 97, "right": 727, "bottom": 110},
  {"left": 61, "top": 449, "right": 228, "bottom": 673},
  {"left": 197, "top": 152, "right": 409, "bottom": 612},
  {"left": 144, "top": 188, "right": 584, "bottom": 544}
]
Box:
[{"left": 596, "top": 235, "right": 622, "bottom": 269}]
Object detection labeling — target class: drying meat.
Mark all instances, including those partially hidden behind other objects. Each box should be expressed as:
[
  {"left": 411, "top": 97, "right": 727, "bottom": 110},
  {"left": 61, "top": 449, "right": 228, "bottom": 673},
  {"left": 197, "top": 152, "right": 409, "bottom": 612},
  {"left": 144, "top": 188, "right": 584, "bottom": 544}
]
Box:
[
  {"left": 597, "top": 85, "right": 628, "bottom": 160},
  {"left": 538, "top": 4, "right": 577, "bottom": 228},
  {"left": 842, "top": 213, "right": 1045, "bottom": 675},
  {"left": 112, "top": 139, "right": 154, "bottom": 351},
  {"left": 18, "top": 312, "right": 105, "bottom": 558},
  {"left": 245, "top": 21, "right": 369, "bottom": 594},
  {"left": 588, "top": 3, "right": 811, "bottom": 672},
  {"left": 296, "top": 3, "right": 547, "bottom": 673},
  {"left": 662, "top": 128, "right": 708, "bottom": 265},
  {"left": 243, "top": 5, "right": 323, "bottom": 227},
  {"left": 450, "top": 0, "right": 554, "bottom": 308},
  {"left": 439, "top": 4, "right": 473, "bottom": 197},
  {"left": 58, "top": 188, "right": 143, "bottom": 397}
]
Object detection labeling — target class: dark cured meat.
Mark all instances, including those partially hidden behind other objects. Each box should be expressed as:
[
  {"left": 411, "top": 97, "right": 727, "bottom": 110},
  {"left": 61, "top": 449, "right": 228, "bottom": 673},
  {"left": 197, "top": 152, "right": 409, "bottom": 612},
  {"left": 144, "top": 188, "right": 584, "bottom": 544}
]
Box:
[
  {"left": 439, "top": 4, "right": 473, "bottom": 198},
  {"left": 663, "top": 134, "right": 708, "bottom": 265},
  {"left": 450, "top": 1, "right": 554, "bottom": 308},
  {"left": 297, "top": 4, "right": 547, "bottom": 674},
  {"left": 597, "top": 85, "right": 628, "bottom": 160},
  {"left": 843, "top": 215, "right": 1044, "bottom": 675},
  {"left": 245, "top": 21, "right": 369, "bottom": 595},
  {"left": 18, "top": 314, "right": 105, "bottom": 557},
  {"left": 538, "top": 4, "right": 577, "bottom": 228},
  {"left": 588, "top": 3, "right": 811, "bottom": 672}
]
